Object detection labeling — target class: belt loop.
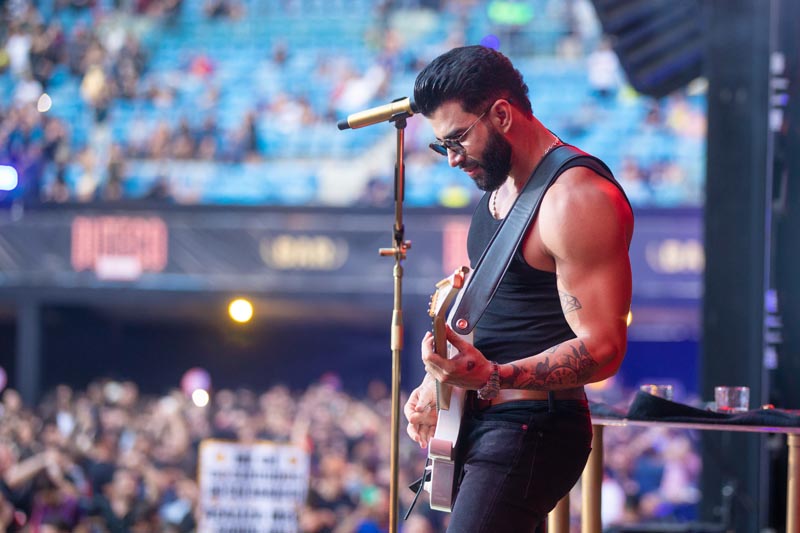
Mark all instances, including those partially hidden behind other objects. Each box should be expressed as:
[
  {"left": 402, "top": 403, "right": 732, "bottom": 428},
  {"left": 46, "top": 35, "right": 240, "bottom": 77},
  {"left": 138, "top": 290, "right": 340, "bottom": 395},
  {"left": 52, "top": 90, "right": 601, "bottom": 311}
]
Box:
[{"left": 548, "top": 390, "right": 555, "bottom": 413}]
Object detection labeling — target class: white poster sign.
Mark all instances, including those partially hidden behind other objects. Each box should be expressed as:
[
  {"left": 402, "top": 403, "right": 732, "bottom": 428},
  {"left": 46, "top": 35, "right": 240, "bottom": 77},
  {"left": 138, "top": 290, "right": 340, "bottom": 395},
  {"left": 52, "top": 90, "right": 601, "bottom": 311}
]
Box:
[{"left": 198, "top": 440, "right": 309, "bottom": 533}]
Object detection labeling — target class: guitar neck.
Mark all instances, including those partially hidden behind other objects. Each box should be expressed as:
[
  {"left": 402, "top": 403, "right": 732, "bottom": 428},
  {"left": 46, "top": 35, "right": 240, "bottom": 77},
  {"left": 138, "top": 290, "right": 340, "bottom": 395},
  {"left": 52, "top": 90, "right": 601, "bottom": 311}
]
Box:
[
  {"left": 436, "top": 379, "right": 452, "bottom": 411},
  {"left": 432, "top": 314, "right": 453, "bottom": 410},
  {"left": 428, "top": 265, "right": 470, "bottom": 414}
]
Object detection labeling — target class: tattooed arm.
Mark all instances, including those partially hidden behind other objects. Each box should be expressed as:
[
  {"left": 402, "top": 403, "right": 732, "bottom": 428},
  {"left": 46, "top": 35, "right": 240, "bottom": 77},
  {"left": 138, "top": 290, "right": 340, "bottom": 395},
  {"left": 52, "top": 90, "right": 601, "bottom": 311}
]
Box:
[{"left": 500, "top": 167, "right": 634, "bottom": 390}]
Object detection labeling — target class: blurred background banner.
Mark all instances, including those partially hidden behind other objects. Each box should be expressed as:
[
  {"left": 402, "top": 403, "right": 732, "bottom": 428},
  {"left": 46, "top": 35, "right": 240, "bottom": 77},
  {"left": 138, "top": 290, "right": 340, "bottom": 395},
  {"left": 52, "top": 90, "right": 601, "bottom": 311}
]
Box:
[{"left": 0, "top": 207, "right": 701, "bottom": 298}]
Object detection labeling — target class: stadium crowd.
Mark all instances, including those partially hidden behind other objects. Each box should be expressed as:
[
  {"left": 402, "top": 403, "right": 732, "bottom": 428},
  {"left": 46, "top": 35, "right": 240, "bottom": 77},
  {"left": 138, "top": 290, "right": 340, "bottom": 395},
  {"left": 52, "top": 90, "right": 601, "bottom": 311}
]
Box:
[
  {"left": 0, "top": 374, "right": 701, "bottom": 532},
  {"left": 1, "top": 0, "right": 706, "bottom": 207}
]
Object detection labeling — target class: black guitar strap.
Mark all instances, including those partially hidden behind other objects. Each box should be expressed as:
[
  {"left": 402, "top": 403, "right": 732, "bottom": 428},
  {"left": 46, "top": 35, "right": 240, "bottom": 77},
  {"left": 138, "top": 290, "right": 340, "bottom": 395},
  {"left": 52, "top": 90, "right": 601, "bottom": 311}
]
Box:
[{"left": 449, "top": 144, "right": 625, "bottom": 335}]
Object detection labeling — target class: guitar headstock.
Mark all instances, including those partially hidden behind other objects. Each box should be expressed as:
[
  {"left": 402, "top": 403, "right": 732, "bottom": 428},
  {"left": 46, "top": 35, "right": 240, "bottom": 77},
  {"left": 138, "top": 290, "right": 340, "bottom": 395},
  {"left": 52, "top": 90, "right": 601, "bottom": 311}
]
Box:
[
  {"left": 428, "top": 266, "right": 469, "bottom": 321},
  {"left": 428, "top": 266, "right": 469, "bottom": 411}
]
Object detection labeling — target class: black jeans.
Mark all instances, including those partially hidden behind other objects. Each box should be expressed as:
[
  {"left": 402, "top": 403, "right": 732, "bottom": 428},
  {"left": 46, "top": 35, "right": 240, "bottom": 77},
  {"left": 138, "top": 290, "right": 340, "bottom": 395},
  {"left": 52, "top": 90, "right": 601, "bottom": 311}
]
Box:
[{"left": 446, "top": 398, "right": 592, "bottom": 533}]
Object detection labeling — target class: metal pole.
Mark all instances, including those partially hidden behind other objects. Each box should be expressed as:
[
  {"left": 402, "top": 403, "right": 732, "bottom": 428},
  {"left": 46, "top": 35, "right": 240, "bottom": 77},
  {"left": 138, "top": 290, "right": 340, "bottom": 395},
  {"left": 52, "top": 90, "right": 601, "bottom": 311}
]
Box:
[
  {"left": 16, "top": 298, "right": 41, "bottom": 406},
  {"left": 788, "top": 434, "right": 800, "bottom": 533},
  {"left": 581, "top": 425, "right": 604, "bottom": 533},
  {"left": 548, "top": 492, "right": 570, "bottom": 533},
  {"left": 378, "top": 115, "right": 412, "bottom": 533}
]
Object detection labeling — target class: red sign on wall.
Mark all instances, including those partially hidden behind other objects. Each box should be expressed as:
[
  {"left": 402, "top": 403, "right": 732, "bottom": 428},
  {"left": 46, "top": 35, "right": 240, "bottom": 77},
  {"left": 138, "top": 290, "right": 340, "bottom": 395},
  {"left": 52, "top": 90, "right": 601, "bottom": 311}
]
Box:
[{"left": 71, "top": 216, "right": 168, "bottom": 280}]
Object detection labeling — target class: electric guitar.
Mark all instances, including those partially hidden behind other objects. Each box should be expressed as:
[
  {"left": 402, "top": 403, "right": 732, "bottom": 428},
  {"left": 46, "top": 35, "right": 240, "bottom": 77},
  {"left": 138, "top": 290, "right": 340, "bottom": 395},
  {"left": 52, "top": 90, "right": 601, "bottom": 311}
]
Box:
[{"left": 424, "top": 265, "right": 471, "bottom": 512}]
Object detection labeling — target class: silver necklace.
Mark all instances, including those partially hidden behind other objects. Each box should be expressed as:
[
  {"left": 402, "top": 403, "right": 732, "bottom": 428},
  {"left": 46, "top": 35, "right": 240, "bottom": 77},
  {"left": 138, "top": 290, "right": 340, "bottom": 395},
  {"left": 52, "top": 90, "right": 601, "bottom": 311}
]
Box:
[{"left": 491, "top": 135, "right": 562, "bottom": 219}]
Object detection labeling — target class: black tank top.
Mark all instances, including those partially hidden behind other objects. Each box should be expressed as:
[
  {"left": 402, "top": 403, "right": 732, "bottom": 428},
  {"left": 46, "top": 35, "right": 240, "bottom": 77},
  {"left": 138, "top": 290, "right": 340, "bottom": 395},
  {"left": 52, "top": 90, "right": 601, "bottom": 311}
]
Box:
[{"left": 467, "top": 192, "right": 577, "bottom": 365}]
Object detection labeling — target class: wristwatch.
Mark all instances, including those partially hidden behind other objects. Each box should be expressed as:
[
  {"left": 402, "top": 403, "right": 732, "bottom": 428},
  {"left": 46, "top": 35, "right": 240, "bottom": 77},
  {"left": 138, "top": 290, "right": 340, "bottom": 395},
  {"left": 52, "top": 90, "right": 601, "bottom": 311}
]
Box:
[{"left": 477, "top": 361, "right": 500, "bottom": 400}]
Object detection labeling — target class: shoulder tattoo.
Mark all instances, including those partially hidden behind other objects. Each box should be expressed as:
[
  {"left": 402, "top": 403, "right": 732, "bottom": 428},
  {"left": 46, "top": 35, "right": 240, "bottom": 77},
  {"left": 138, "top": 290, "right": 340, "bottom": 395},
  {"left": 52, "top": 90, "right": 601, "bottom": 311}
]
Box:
[{"left": 559, "top": 291, "right": 582, "bottom": 314}]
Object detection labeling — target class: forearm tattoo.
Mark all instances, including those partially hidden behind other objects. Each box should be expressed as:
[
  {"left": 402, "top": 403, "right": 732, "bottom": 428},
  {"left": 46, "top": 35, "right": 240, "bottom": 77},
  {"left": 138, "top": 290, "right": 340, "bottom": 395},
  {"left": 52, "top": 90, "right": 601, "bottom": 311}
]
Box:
[
  {"left": 559, "top": 291, "right": 582, "bottom": 314},
  {"left": 503, "top": 340, "right": 599, "bottom": 389}
]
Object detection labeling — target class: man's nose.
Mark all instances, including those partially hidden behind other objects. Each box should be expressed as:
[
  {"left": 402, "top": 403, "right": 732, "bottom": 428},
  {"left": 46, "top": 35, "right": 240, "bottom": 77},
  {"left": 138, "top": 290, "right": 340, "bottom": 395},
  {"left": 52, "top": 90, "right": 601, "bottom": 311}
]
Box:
[{"left": 446, "top": 148, "right": 464, "bottom": 168}]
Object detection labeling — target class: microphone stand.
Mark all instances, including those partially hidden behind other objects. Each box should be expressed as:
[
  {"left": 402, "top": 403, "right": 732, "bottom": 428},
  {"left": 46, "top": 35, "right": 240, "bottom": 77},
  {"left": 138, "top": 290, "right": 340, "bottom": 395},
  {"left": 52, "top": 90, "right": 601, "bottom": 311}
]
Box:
[{"left": 378, "top": 112, "right": 412, "bottom": 533}]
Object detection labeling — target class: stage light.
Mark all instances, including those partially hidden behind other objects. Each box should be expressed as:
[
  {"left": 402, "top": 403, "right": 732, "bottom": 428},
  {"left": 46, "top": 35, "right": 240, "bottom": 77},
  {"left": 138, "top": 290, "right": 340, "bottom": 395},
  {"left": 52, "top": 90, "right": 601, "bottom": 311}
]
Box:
[
  {"left": 0, "top": 165, "right": 18, "bottom": 191},
  {"left": 480, "top": 34, "right": 501, "bottom": 50},
  {"left": 228, "top": 298, "right": 254, "bottom": 323},
  {"left": 487, "top": 1, "right": 534, "bottom": 25},
  {"left": 192, "top": 388, "right": 210, "bottom": 407},
  {"left": 627, "top": 310, "right": 634, "bottom": 327},
  {"left": 439, "top": 185, "right": 471, "bottom": 208},
  {"left": 37, "top": 93, "right": 52, "bottom": 113},
  {"left": 587, "top": 378, "right": 614, "bottom": 392}
]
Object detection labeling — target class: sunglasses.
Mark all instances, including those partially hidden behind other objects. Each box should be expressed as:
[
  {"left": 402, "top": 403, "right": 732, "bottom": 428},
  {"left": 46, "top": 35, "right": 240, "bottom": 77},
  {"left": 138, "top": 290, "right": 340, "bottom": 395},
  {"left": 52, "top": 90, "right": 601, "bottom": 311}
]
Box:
[{"left": 428, "top": 110, "right": 488, "bottom": 157}]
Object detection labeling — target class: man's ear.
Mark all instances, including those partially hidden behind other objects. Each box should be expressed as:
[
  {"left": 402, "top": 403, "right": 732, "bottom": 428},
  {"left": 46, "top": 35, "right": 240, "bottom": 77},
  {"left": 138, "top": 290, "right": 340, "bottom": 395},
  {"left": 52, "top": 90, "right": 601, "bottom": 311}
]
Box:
[{"left": 491, "top": 99, "right": 513, "bottom": 133}]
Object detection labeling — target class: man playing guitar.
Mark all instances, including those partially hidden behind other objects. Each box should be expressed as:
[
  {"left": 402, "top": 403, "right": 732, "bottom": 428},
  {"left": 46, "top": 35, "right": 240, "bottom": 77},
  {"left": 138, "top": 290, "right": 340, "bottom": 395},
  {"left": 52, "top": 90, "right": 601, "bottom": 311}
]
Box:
[{"left": 403, "top": 45, "right": 633, "bottom": 532}]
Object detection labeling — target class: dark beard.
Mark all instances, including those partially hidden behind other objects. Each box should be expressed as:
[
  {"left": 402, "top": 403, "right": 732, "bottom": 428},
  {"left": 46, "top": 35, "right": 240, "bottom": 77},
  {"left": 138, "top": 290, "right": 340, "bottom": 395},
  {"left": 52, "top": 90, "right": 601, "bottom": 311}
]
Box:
[{"left": 469, "top": 129, "right": 512, "bottom": 192}]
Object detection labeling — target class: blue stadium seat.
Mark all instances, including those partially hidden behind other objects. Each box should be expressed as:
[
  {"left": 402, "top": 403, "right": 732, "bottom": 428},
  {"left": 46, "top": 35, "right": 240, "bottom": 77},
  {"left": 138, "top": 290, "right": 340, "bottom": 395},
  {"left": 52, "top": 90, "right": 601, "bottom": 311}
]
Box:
[{"left": 1, "top": 0, "right": 705, "bottom": 207}]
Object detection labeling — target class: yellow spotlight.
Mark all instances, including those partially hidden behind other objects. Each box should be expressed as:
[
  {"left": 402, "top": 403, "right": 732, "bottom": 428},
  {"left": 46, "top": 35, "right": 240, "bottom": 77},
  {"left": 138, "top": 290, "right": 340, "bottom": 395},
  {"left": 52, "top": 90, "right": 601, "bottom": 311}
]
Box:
[
  {"left": 626, "top": 310, "right": 633, "bottom": 327},
  {"left": 228, "top": 298, "right": 254, "bottom": 323},
  {"left": 191, "top": 388, "right": 210, "bottom": 407},
  {"left": 587, "top": 378, "right": 614, "bottom": 392}
]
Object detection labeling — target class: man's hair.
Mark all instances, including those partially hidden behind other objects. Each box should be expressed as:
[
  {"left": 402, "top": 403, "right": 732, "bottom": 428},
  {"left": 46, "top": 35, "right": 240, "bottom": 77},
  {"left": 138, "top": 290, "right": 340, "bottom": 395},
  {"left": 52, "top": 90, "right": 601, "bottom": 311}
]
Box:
[{"left": 413, "top": 45, "right": 533, "bottom": 118}]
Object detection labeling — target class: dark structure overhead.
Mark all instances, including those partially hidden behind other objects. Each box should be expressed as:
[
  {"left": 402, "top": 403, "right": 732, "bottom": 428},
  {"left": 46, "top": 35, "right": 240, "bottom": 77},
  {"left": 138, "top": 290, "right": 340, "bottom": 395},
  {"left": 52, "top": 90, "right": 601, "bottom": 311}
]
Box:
[{"left": 591, "top": 0, "right": 705, "bottom": 98}]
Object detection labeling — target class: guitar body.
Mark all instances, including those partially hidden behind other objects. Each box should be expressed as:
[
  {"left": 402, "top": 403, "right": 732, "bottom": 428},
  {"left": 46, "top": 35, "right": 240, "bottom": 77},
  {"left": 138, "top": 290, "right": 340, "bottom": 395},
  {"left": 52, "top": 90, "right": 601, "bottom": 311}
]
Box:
[
  {"left": 423, "top": 266, "right": 471, "bottom": 512},
  {"left": 426, "top": 368, "right": 467, "bottom": 512}
]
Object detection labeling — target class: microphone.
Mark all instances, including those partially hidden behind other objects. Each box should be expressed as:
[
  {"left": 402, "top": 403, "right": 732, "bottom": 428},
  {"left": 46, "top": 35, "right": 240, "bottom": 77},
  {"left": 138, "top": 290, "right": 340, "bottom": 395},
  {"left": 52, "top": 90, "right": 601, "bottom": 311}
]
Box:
[{"left": 337, "top": 97, "right": 418, "bottom": 130}]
